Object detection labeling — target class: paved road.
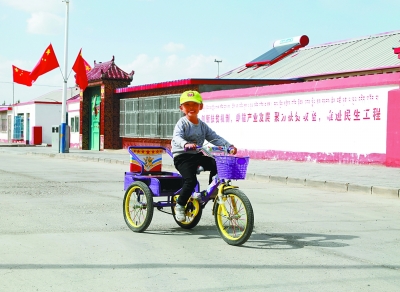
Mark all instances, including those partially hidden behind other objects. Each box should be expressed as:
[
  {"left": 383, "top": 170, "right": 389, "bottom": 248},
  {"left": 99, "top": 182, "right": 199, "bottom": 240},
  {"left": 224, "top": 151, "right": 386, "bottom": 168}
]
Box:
[
  {"left": 1, "top": 150, "right": 399, "bottom": 291},
  {"left": 1, "top": 144, "right": 399, "bottom": 196}
]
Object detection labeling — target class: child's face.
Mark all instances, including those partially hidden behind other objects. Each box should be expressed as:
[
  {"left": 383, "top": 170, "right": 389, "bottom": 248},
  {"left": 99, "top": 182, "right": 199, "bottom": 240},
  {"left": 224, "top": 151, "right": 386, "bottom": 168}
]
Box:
[{"left": 180, "top": 101, "right": 203, "bottom": 118}]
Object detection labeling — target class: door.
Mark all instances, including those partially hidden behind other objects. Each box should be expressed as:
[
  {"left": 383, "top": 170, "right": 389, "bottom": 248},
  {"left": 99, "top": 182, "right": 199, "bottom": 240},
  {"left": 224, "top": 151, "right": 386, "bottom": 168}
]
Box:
[
  {"left": 26, "top": 113, "right": 30, "bottom": 144},
  {"left": 13, "top": 115, "right": 23, "bottom": 140},
  {"left": 90, "top": 95, "right": 101, "bottom": 150},
  {"left": 7, "top": 115, "right": 11, "bottom": 142}
]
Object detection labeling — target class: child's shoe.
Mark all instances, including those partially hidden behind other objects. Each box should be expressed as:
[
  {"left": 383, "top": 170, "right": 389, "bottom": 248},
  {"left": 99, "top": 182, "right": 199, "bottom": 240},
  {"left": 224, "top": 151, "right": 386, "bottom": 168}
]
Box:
[{"left": 175, "top": 203, "right": 186, "bottom": 222}]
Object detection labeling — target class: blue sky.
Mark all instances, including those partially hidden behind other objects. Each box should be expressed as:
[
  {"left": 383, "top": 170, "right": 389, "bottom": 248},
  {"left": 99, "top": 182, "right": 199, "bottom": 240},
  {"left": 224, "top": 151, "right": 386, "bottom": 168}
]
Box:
[{"left": 1, "top": 0, "right": 400, "bottom": 105}]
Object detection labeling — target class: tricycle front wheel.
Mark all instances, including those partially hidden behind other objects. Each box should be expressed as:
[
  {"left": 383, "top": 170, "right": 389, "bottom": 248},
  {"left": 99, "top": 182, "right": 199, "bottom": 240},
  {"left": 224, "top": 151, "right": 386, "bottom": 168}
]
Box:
[
  {"left": 123, "top": 181, "right": 154, "bottom": 233},
  {"left": 214, "top": 189, "right": 254, "bottom": 246}
]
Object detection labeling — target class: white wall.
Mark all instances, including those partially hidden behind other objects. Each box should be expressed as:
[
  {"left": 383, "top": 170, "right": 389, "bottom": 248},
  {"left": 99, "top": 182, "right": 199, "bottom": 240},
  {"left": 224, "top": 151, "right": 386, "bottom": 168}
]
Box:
[
  {"left": 201, "top": 85, "right": 394, "bottom": 157},
  {"left": 13, "top": 103, "right": 35, "bottom": 143},
  {"left": 35, "top": 104, "right": 62, "bottom": 144},
  {"left": 13, "top": 103, "right": 61, "bottom": 144},
  {"left": 68, "top": 100, "right": 80, "bottom": 148},
  {"left": 0, "top": 111, "right": 11, "bottom": 142}
]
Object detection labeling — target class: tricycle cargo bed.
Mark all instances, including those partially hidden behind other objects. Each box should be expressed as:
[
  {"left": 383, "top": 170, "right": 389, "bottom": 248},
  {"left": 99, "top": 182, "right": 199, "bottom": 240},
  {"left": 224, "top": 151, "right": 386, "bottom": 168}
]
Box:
[{"left": 124, "top": 172, "right": 185, "bottom": 196}]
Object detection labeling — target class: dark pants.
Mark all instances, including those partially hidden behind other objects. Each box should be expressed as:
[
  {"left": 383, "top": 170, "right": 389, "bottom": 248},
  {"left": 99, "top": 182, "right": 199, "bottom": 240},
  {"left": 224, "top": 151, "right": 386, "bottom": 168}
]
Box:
[{"left": 173, "top": 153, "right": 217, "bottom": 206}]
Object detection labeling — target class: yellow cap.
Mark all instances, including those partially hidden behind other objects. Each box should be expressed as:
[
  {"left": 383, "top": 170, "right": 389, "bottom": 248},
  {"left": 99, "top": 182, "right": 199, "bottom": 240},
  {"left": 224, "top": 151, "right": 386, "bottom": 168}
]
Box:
[{"left": 180, "top": 90, "right": 203, "bottom": 105}]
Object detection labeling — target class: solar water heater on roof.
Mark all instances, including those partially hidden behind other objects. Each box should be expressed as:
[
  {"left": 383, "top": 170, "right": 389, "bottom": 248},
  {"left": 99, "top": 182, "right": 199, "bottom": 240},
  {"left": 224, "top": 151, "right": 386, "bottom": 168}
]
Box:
[{"left": 246, "top": 35, "right": 309, "bottom": 67}]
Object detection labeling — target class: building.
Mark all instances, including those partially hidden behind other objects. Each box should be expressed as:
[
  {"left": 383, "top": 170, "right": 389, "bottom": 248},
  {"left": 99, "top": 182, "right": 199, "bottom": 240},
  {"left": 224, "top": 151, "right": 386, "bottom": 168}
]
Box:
[
  {"left": 112, "top": 30, "right": 400, "bottom": 166},
  {"left": 0, "top": 87, "right": 79, "bottom": 145},
  {"left": 0, "top": 106, "right": 12, "bottom": 143},
  {"left": 4, "top": 30, "right": 400, "bottom": 166},
  {"left": 80, "top": 57, "right": 300, "bottom": 150}
]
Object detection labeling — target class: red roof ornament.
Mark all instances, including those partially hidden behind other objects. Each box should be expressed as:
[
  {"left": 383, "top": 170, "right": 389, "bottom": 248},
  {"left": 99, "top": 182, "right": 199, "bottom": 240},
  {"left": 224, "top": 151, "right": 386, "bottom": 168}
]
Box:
[
  {"left": 86, "top": 56, "right": 133, "bottom": 82},
  {"left": 393, "top": 47, "right": 400, "bottom": 59}
]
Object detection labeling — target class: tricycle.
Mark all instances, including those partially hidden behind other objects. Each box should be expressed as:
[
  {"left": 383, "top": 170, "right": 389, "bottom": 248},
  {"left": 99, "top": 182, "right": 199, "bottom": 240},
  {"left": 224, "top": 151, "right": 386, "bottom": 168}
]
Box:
[{"left": 122, "top": 145, "right": 254, "bottom": 246}]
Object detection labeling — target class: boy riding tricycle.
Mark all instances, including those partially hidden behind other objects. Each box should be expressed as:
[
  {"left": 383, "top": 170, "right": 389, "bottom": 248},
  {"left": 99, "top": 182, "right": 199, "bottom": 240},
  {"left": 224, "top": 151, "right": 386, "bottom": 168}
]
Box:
[{"left": 123, "top": 91, "right": 254, "bottom": 246}]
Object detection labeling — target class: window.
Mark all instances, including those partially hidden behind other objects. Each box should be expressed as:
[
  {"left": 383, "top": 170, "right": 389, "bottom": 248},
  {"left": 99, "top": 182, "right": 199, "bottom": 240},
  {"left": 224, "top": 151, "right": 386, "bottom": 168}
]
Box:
[
  {"left": 70, "top": 116, "right": 79, "bottom": 133},
  {"left": 120, "top": 94, "right": 182, "bottom": 139},
  {"left": 141, "top": 97, "right": 159, "bottom": 137},
  {"left": 161, "top": 95, "right": 183, "bottom": 137},
  {"left": 0, "top": 114, "right": 7, "bottom": 132}
]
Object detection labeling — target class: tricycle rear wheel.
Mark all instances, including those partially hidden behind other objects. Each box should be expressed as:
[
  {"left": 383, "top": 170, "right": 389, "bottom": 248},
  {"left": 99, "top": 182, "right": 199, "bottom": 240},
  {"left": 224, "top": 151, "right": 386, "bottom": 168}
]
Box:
[{"left": 123, "top": 181, "right": 154, "bottom": 233}]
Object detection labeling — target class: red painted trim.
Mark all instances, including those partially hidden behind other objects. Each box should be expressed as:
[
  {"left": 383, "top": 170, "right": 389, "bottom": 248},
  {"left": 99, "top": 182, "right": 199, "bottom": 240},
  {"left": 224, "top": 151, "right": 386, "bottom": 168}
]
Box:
[
  {"left": 33, "top": 101, "right": 61, "bottom": 105},
  {"left": 237, "top": 150, "right": 385, "bottom": 165},
  {"left": 0, "top": 107, "right": 12, "bottom": 111},
  {"left": 269, "top": 45, "right": 303, "bottom": 66},
  {"left": 202, "top": 73, "right": 400, "bottom": 100},
  {"left": 114, "top": 78, "right": 303, "bottom": 94},
  {"left": 15, "top": 101, "right": 61, "bottom": 106},
  {"left": 67, "top": 99, "right": 80, "bottom": 105},
  {"left": 236, "top": 67, "right": 249, "bottom": 74},
  {"left": 121, "top": 137, "right": 172, "bottom": 150},
  {"left": 69, "top": 142, "right": 80, "bottom": 149},
  {"left": 120, "top": 138, "right": 385, "bottom": 165},
  {"left": 246, "top": 61, "right": 270, "bottom": 67},
  {"left": 11, "top": 139, "right": 28, "bottom": 144},
  {"left": 301, "top": 66, "right": 400, "bottom": 79},
  {"left": 386, "top": 89, "right": 400, "bottom": 167}
]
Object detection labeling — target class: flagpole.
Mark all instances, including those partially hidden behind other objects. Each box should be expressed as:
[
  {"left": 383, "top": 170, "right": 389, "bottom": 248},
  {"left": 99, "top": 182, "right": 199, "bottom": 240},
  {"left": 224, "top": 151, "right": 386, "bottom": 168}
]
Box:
[
  {"left": 60, "top": 0, "right": 69, "bottom": 153},
  {"left": 12, "top": 82, "right": 14, "bottom": 142}
]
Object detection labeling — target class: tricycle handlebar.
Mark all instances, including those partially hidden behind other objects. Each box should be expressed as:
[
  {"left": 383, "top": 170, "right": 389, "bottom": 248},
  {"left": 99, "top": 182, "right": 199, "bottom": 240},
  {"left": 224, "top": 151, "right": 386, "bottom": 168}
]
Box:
[{"left": 195, "top": 145, "right": 234, "bottom": 157}]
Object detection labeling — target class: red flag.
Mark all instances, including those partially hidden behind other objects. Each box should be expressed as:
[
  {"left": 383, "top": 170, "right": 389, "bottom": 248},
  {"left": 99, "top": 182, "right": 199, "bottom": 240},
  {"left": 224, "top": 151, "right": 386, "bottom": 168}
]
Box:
[
  {"left": 30, "top": 43, "right": 60, "bottom": 82},
  {"left": 12, "top": 65, "right": 32, "bottom": 86},
  {"left": 83, "top": 58, "right": 92, "bottom": 72},
  {"left": 72, "top": 49, "right": 89, "bottom": 91}
]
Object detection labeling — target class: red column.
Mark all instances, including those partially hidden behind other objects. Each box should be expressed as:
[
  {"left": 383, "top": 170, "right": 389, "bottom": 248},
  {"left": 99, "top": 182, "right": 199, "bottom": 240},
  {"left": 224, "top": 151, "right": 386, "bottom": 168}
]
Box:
[{"left": 386, "top": 89, "right": 400, "bottom": 167}]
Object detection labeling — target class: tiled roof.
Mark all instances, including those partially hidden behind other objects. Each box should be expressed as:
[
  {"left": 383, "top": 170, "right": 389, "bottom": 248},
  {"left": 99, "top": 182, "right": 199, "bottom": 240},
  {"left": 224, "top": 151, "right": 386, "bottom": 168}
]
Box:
[
  {"left": 87, "top": 56, "right": 134, "bottom": 82},
  {"left": 10, "top": 87, "right": 80, "bottom": 106},
  {"left": 221, "top": 30, "right": 400, "bottom": 80},
  {"left": 115, "top": 78, "right": 303, "bottom": 93},
  {"left": 67, "top": 94, "right": 80, "bottom": 103},
  {"left": 30, "top": 87, "right": 80, "bottom": 103}
]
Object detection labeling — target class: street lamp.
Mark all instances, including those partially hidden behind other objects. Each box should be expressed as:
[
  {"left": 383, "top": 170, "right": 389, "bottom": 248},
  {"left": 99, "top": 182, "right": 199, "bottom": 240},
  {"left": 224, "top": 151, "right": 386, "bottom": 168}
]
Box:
[
  {"left": 60, "top": 0, "right": 69, "bottom": 153},
  {"left": 214, "top": 59, "right": 222, "bottom": 78}
]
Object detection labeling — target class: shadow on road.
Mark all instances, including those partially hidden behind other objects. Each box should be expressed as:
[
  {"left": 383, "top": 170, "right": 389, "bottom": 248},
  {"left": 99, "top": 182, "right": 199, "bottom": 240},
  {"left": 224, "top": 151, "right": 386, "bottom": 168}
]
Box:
[
  {"left": 243, "top": 232, "right": 358, "bottom": 249},
  {"left": 141, "top": 227, "right": 358, "bottom": 251}
]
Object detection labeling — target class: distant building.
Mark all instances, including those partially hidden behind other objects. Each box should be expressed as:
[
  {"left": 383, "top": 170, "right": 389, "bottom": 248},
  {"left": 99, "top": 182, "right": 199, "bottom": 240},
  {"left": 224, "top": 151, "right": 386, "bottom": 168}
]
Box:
[
  {"left": 0, "top": 106, "right": 13, "bottom": 143},
  {"left": 111, "top": 31, "right": 400, "bottom": 166},
  {"left": 1, "top": 87, "right": 79, "bottom": 145},
  {"left": 3, "top": 30, "right": 400, "bottom": 166}
]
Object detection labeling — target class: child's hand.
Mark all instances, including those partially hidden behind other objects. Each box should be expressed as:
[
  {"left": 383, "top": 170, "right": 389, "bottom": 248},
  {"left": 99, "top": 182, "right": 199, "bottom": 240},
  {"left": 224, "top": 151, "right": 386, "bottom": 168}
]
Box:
[
  {"left": 184, "top": 143, "right": 197, "bottom": 151},
  {"left": 228, "top": 145, "right": 237, "bottom": 155}
]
